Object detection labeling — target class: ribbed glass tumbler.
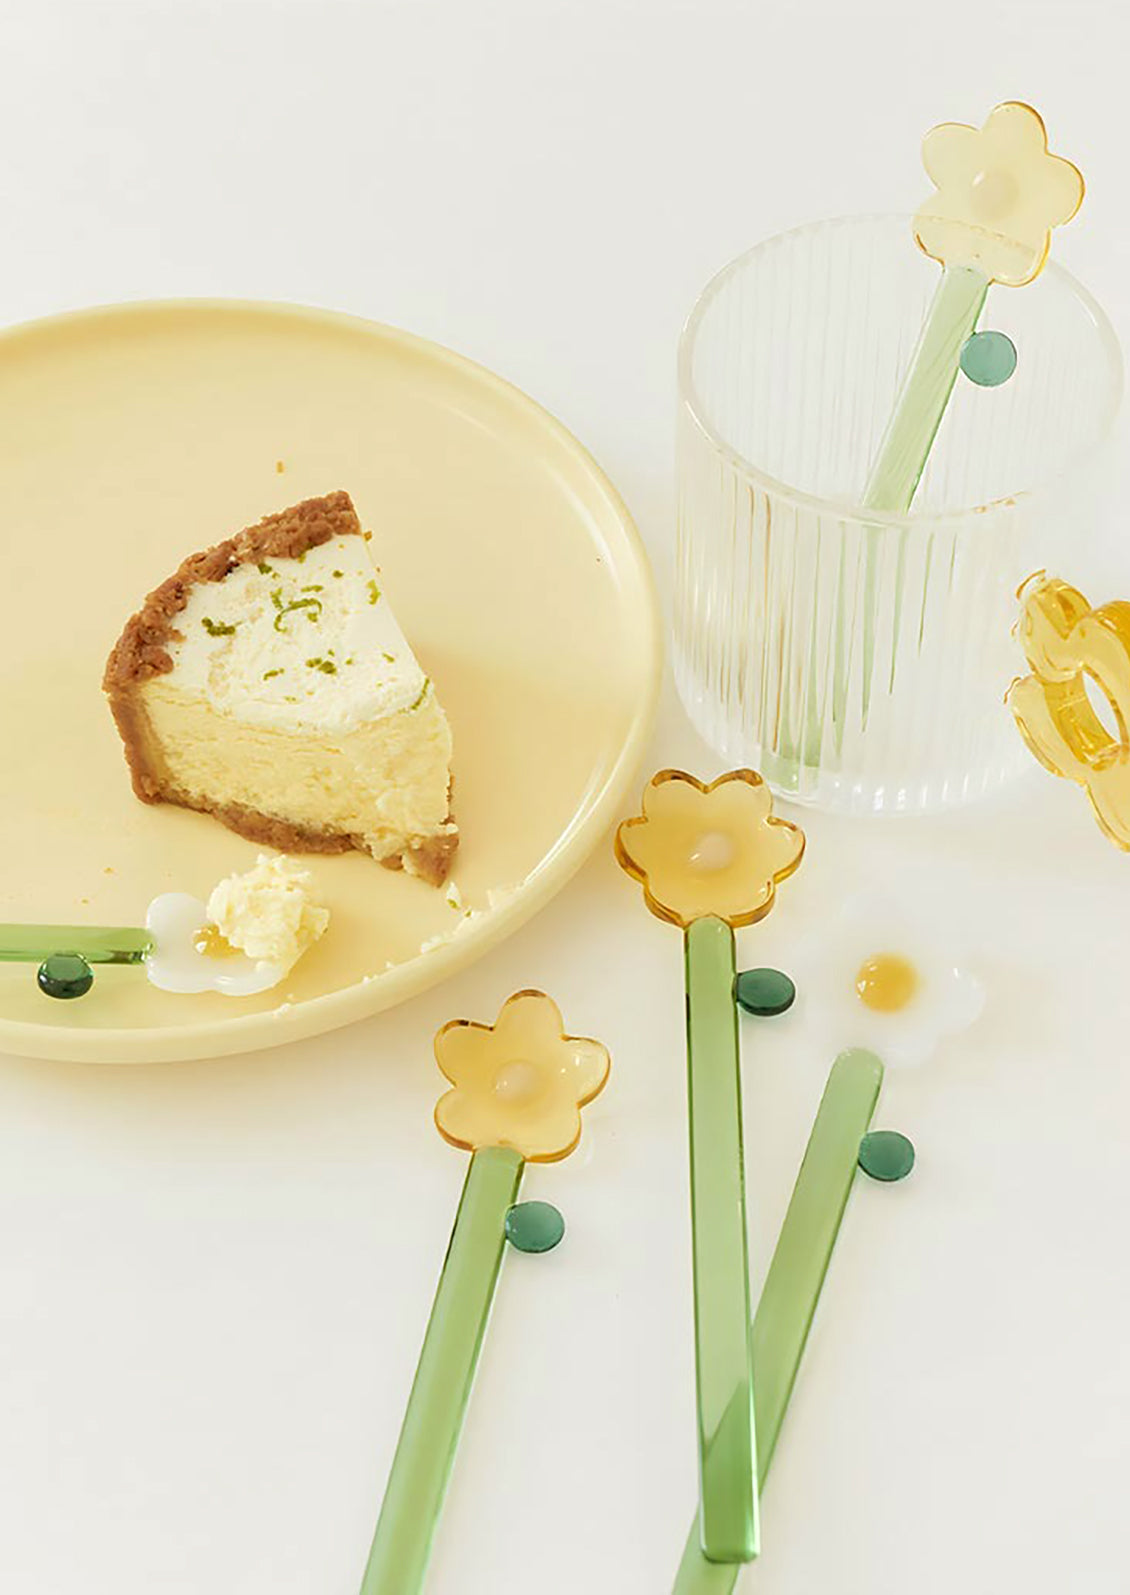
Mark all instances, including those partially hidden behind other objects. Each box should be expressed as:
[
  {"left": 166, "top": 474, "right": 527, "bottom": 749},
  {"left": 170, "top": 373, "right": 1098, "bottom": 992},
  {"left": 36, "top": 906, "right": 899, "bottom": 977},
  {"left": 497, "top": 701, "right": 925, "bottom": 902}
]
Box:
[{"left": 675, "top": 215, "right": 1123, "bottom": 813}]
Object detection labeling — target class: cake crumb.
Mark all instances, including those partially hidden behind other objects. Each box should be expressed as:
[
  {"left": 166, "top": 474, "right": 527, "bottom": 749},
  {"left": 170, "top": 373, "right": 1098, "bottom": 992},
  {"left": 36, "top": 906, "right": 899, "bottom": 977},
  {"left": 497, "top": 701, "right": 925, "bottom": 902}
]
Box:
[
  {"left": 445, "top": 880, "right": 464, "bottom": 911},
  {"left": 103, "top": 866, "right": 115, "bottom": 875},
  {"left": 420, "top": 908, "right": 479, "bottom": 954},
  {"left": 419, "top": 884, "right": 520, "bottom": 956},
  {"left": 275, "top": 460, "right": 285, "bottom": 474}
]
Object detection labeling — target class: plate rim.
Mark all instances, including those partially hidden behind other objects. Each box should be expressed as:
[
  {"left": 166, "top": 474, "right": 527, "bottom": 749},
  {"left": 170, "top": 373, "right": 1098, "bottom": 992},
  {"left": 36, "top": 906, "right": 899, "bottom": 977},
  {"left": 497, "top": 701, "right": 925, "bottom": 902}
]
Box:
[{"left": 0, "top": 296, "right": 662, "bottom": 1063}]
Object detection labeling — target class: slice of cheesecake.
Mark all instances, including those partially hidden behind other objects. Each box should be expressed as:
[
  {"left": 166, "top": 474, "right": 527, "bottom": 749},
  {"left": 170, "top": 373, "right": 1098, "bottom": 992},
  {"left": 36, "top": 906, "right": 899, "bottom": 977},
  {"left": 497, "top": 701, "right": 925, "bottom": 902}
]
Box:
[{"left": 103, "top": 490, "right": 457, "bottom": 884}]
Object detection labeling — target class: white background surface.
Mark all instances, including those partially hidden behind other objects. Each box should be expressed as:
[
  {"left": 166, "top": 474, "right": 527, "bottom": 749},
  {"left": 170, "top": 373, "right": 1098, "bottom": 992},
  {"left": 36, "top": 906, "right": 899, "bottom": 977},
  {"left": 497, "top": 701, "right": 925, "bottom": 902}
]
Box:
[{"left": 2, "top": 3, "right": 1129, "bottom": 1592}]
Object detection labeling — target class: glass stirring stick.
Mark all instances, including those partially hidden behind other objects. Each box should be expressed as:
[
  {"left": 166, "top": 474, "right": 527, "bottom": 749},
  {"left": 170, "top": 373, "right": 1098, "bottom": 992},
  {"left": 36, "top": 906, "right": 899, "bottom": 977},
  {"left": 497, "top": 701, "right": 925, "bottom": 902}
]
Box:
[
  {"left": 0, "top": 925, "right": 152, "bottom": 963},
  {"left": 360, "top": 991, "right": 609, "bottom": 1595},
  {"left": 0, "top": 884, "right": 314, "bottom": 999},
  {"left": 855, "top": 100, "right": 1084, "bottom": 722},
  {"left": 616, "top": 769, "right": 804, "bottom": 1564},
  {"left": 673, "top": 1046, "right": 885, "bottom": 1595}
]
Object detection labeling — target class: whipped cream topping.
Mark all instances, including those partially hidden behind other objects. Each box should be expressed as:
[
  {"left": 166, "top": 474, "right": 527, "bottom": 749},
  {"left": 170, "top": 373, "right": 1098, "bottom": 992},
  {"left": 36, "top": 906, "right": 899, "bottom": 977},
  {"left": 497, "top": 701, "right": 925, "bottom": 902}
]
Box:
[{"left": 166, "top": 534, "right": 428, "bottom": 733}]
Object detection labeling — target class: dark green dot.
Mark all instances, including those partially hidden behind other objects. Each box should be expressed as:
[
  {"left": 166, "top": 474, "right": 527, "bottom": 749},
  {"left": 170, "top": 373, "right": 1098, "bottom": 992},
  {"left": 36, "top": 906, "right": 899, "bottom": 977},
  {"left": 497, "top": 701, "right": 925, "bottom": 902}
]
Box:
[
  {"left": 734, "top": 968, "right": 796, "bottom": 1016},
  {"left": 37, "top": 954, "right": 94, "bottom": 1000},
  {"left": 505, "top": 1201, "right": 565, "bottom": 1254},
  {"left": 858, "top": 1130, "right": 915, "bottom": 1183},
  {"left": 960, "top": 330, "right": 1017, "bottom": 388}
]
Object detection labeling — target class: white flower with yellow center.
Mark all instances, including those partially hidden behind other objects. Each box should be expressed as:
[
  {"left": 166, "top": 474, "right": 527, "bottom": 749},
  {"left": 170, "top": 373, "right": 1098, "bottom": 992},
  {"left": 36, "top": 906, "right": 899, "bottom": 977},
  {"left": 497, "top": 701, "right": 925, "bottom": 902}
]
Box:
[
  {"left": 800, "top": 898, "right": 984, "bottom": 1069},
  {"left": 145, "top": 854, "right": 329, "bottom": 996}
]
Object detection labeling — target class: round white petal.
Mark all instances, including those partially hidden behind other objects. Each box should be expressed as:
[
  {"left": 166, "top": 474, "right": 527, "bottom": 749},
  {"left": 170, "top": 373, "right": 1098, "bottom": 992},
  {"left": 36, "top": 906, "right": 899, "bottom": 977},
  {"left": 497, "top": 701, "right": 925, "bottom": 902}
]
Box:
[
  {"left": 210, "top": 959, "right": 291, "bottom": 997},
  {"left": 938, "top": 966, "right": 987, "bottom": 1034}
]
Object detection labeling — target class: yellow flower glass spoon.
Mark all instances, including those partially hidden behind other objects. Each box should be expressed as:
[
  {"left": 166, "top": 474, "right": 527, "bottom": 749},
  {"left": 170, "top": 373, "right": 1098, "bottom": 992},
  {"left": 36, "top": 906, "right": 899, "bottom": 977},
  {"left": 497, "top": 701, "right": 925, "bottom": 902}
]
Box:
[
  {"left": 360, "top": 991, "right": 609, "bottom": 1595},
  {"left": 869, "top": 101, "right": 1082, "bottom": 519},
  {"left": 856, "top": 101, "right": 1083, "bottom": 719},
  {"left": 616, "top": 769, "right": 804, "bottom": 1565}
]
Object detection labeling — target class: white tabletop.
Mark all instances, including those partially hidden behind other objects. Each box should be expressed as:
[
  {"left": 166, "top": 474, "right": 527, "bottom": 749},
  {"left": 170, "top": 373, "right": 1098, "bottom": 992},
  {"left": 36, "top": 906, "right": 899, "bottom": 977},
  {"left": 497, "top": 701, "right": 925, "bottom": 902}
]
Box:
[{"left": 3, "top": 4, "right": 1129, "bottom": 1592}]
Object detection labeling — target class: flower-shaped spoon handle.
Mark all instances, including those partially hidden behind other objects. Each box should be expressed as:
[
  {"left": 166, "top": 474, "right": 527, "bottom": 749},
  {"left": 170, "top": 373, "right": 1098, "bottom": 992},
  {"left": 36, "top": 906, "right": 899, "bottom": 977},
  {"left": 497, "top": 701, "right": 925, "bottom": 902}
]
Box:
[
  {"left": 361, "top": 992, "right": 609, "bottom": 1595},
  {"left": 617, "top": 770, "right": 804, "bottom": 1565},
  {"left": 855, "top": 101, "right": 1083, "bottom": 722},
  {"left": 870, "top": 101, "right": 1082, "bottom": 519},
  {"left": 673, "top": 1048, "right": 884, "bottom": 1595}
]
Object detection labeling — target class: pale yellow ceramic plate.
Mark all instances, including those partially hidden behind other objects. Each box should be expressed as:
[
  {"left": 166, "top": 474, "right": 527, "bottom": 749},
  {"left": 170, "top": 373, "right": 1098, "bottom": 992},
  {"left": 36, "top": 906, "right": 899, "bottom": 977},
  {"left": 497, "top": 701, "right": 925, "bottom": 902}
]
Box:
[{"left": 0, "top": 301, "right": 660, "bottom": 1063}]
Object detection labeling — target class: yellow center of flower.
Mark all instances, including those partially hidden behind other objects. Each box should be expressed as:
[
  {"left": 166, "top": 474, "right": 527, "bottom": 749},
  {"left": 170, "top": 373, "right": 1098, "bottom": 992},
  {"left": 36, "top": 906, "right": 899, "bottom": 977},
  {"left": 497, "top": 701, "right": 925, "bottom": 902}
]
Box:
[
  {"left": 492, "top": 1059, "right": 545, "bottom": 1106},
  {"left": 970, "top": 167, "right": 1019, "bottom": 223},
  {"left": 855, "top": 953, "right": 919, "bottom": 1013},
  {"left": 193, "top": 923, "right": 238, "bottom": 959},
  {"left": 687, "top": 831, "right": 736, "bottom": 872}
]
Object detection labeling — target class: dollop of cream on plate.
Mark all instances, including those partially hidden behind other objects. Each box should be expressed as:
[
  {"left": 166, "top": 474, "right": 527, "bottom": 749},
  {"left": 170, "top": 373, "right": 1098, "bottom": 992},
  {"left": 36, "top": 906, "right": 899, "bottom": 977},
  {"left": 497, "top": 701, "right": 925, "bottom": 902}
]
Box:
[{"left": 146, "top": 855, "right": 329, "bottom": 996}]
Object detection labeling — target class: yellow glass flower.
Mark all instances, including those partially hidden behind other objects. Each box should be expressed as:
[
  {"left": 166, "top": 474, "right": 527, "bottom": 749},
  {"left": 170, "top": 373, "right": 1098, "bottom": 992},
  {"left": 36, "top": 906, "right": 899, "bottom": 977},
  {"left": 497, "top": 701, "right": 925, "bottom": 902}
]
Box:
[
  {"left": 614, "top": 768, "right": 805, "bottom": 928},
  {"left": 434, "top": 990, "right": 610, "bottom": 1162},
  {"left": 1007, "top": 574, "right": 1130, "bottom": 848},
  {"left": 914, "top": 101, "right": 1083, "bottom": 287}
]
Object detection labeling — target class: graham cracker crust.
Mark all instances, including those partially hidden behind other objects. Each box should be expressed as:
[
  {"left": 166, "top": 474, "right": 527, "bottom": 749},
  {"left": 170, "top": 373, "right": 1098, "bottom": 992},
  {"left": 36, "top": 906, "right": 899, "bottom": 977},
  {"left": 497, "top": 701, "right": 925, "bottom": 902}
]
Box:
[{"left": 168, "top": 791, "right": 458, "bottom": 887}]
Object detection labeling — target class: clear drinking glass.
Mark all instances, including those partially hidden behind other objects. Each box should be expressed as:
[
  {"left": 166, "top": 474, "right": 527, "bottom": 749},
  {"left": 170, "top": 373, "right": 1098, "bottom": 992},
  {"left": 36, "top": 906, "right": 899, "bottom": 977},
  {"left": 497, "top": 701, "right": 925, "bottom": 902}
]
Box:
[{"left": 675, "top": 215, "right": 1123, "bottom": 813}]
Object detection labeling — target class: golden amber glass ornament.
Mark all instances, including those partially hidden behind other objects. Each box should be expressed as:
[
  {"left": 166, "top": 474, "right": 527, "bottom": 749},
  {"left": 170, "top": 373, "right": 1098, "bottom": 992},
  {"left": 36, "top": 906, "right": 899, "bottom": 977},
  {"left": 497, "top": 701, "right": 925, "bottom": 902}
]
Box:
[
  {"left": 434, "top": 988, "right": 610, "bottom": 1162},
  {"left": 914, "top": 100, "right": 1084, "bottom": 287},
  {"left": 1008, "top": 575, "right": 1130, "bottom": 848},
  {"left": 614, "top": 768, "right": 804, "bottom": 929}
]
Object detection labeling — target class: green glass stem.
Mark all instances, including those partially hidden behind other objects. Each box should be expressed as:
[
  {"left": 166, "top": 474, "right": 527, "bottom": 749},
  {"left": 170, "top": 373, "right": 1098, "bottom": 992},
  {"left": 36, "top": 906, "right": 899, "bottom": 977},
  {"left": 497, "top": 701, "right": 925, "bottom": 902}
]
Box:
[
  {"left": 864, "top": 265, "right": 989, "bottom": 515},
  {"left": 360, "top": 1145, "right": 523, "bottom": 1595},
  {"left": 0, "top": 925, "right": 152, "bottom": 965},
  {"left": 684, "top": 916, "right": 758, "bottom": 1564},
  {"left": 672, "top": 1047, "right": 884, "bottom": 1595},
  {"left": 857, "top": 263, "right": 989, "bottom": 723}
]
